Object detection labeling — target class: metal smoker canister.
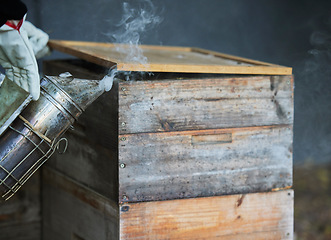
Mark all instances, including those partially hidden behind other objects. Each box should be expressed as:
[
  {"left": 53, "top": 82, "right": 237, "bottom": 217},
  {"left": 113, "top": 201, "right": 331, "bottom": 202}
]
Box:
[{"left": 0, "top": 75, "right": 105, "bottom": 201}]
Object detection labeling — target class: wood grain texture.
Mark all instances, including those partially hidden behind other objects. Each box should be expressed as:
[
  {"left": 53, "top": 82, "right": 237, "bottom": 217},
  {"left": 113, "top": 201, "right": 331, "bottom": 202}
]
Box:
[
  {"left": 119, "top": 75, "right": 293, "bottom": 135},
  {"left": 43, "top": 59, "right": 108, "bottom": 80},
  {"left": 45, "top": 130, "right": 118, "bottom": 201},
  {"left": 191, "top": 47, "right": 287, "bottom": 67},
  {"left": 48, "top": 40, "right": 292, "bottom": 75},
  {"left": 0, "top": 172, "right": 41, "bottom": 240},
  {"left": 120, "top": 190, "right": 294, "bottom": 240},
  {"left": 42, "top": 167, "right": 119, "bottom": 240},
  {"left": 40, "top": 59, "right": 294, "bottom": 239},
  {"left": 0, "top": 222, "right": 41, "bottom": 240},
  {"left": 119, "top": 125, "right": 292, "bottom": 202}
]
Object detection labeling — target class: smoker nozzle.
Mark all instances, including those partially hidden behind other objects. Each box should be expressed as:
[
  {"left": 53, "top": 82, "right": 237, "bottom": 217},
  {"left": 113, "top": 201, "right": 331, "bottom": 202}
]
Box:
[{"left": 0, "top": 75, "right": 105, "bottom": 201}]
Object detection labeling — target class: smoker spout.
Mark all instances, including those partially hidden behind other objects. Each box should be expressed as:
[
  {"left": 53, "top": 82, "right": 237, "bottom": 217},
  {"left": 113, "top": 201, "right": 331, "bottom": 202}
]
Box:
[{"left": 0, "top": 75, "right": 105, "bottom": 201}]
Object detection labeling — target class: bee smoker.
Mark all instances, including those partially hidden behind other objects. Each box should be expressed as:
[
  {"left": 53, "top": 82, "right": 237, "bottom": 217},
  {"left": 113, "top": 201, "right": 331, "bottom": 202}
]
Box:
[{"left": 0, "top": 75, "right": 105, "bottom": 201}]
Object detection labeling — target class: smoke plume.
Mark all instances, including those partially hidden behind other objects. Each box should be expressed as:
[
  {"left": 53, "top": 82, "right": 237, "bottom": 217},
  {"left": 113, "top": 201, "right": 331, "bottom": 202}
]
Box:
[
  {"left": 112, "top": 0, "right": 162, "bottom": 64},
  {"left": 100, "top": 0, "right": 162, "bottom": 90}
]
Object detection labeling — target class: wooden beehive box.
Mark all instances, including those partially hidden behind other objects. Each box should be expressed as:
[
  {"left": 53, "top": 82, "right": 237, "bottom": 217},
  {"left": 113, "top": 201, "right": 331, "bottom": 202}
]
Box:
[{"left": 41, "top": 40, "right": 294, "bottom": 239}]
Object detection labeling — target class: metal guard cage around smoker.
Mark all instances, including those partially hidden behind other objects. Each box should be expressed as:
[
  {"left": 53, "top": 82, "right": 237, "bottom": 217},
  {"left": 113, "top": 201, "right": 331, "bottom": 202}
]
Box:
[
  {"left": 0, "top": 116, "right": 68, "bottom": 200},
  {"left": 0, "top": 75, "right": 105, "bottom": 201}
]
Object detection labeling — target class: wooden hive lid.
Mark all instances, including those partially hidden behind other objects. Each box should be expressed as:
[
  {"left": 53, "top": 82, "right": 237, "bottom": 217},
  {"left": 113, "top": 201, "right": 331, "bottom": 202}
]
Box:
[{"left": 48, "top": 40, "right": 292, "bottom": 75}]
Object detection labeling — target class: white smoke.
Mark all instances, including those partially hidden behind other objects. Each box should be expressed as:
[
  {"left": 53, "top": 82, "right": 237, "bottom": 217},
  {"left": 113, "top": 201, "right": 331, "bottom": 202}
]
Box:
[
  {"left": 99, "top": 66, "right": 116, "bottom": 92},
  {"left": 113, "top": 1, "right": 162, "bottom": 64},
  {"left": 100, "top": 0, "right": 162, "bottom": 91}
]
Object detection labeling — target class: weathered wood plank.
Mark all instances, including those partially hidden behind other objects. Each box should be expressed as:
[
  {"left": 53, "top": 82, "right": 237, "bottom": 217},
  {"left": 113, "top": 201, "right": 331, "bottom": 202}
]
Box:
[
  {"left": 42, "top": 167, "right": 119, "bottom": 240},
  {"left": 119, "top": 125, "right": 292, "bottom": 202},
  {"left": 116, "top": 63, "right": 293, "bottom": 75},
  {"left": 0, "top": 172, "right": 41, "bottom": 240},
  {"left": 45, "top": 131, "right": 118, "bottom": 201},
  {"left": 48, "top": 40, "right": 292, "bottom": 75},
  {"left": 120, "top": 190, "right": 294, "bottom": 240},
  {"left": 43, "top": 59, "right": 107, "bottom": 80},
  {"left": 119, "top": 75, "right": 293, "bottom": 135},
  {"left": 0, "top": 222, "right": 41, "bottom": 240},
  {"left": 191, "top": 47, "right": 288, "bottom": 68}
]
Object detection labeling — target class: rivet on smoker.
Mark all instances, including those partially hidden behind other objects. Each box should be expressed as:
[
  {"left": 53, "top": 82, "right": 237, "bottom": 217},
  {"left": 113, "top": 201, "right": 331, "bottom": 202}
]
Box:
[
  {"left": 120, "top": 163, "right": 126, "bottom": 168},
  {"left": 120, "top": 137, "right": 126, "bottom": 141},
  {"left": 121, "top": 122, "right": 126, "bottom": 127},
  {"left": 121, "top": 87, "right": 126, "bottom": 91}
]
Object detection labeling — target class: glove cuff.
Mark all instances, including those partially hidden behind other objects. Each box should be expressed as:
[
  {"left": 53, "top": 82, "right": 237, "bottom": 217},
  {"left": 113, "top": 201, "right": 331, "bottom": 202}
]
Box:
[
  {"left": 5, "top": 19, "right": 24, "bottom": 32},
  {"left": 0, "top": 14, "right": 26, "bottom": 32}
]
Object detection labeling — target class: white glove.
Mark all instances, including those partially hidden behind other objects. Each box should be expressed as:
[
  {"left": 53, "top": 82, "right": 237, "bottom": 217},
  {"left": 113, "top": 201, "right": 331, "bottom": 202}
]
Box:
[
  {"left": 0, "top": 18, "right": 40, "bottom": 100},
  {"left": 22, "top": 21, "right": 50, "bottom": 59}
]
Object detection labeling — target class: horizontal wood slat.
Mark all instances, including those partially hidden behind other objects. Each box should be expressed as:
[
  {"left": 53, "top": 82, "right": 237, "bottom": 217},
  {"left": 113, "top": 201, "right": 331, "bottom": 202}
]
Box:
[
  {"left": 0, "top": 173, "right": 41, "bottom": 240},
  {"left": 1, "top": 222, "right": 41, "bottom": 240},
  {"left": 120, "top": 190, "right": 294, "bottom": 239},
  {"left": 42, "top": 167, "right": 119, "bottom": 240},
  {"left": 119, "top": 75, "right": 293, "bottom": 134},
  {"left": 48, "top": 40, "right": 292, "bottom": 75},
  {"left": 119, "top": 125, "right": 292, "bottom": 202}
]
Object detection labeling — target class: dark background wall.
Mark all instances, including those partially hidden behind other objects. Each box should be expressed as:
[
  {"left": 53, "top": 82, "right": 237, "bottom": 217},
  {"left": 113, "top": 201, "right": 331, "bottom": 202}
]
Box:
[{"left": 23, "top": 0, "right": 331, "bottom": 165}]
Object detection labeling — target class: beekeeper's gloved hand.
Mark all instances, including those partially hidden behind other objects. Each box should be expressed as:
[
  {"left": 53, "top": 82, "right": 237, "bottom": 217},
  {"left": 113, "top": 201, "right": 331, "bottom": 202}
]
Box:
[
  {"left": 0, "top": 17, "right": 48, "bottom": 100},
  {"left": 22, "top": 21, "right": 50, "bottom": 59}
]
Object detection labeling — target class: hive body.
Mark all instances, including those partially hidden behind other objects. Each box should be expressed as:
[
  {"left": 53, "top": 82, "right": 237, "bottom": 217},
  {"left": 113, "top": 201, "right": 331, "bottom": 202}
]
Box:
[
  {"left": 0, "top": 41, "right": 294, "bottom": 239},
  {"left": 40, "top": 57, "right": 294, "bottom": 239}
]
